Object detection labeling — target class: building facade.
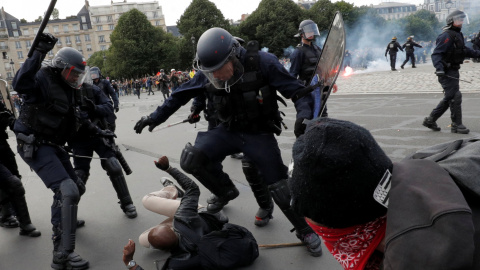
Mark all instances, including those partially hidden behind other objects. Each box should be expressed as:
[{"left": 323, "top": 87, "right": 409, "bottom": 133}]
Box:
[
  {"left": 372, "top": 2, "right": 418, "bottom": 20},
  {"left": 418, "top": 0, "right": 480, "bottom": 22},
  {"left": 0, "top": 0, "right": 166, "bottom": 85}
]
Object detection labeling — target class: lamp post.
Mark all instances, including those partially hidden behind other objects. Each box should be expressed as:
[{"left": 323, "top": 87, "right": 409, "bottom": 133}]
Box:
[
  {"left": 103, "top": 53, "right": 107, "bottom": 77},
  {"left": 9, "top": 59, "right": 15, "bottom": 78},
  {"left": 445, "top": 0, "right": 453, "bottom": 15},
  {"left": 191, "top": 35, "right": 196, "bottom": 59}
]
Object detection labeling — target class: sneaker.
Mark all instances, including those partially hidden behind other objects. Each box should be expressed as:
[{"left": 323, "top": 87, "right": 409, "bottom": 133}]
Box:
[
  {"left": 160, "top": 177, "right": 185, "bottom": 198},
  {"left": 297, "top": 232, "right": 323, "bottom": 257}
]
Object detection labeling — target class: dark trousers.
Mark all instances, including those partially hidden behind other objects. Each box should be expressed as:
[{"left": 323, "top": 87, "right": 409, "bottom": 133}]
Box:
[
  {"left": 402, "top": 52, "right": 416, "bottom": 67},
  {"left": 389, "top": 53, "right": 397, "bottom": 69},
  {"left": 70, "top": 137, "right": 116, "bottom": 173},
  {"left": 17, "top": 143, "right": 77, "bottom": 226},
  {"left": 148, "top": 86, "right": 154, "bottom": 95},
  {"left": 430, "top": 69, "right": 461, "bottom": 122},
  {"left": 193, "top": 124, "right": 288, "bottom": 185}
]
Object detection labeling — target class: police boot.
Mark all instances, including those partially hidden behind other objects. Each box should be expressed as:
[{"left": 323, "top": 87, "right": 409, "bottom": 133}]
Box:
[
  {"left": 51, "top": 180, "right": 89, "bottom": 270},
  {"left": 422, "top": 116, "right": 441, "bottom": 131},
  {"left": 0, "top": 202, "right": 19, "bottom": 228},
  {"left": 451, "top": 123, "right": 469, "bottom": 134},
  {"left": 268, "top": 180, "right": 323, "bottom": 257},
  {"left": 179, "top": 143, "right": 239, "bottom": 213},
  {"left": 242, "top": 159, "right": 274, "bottom": 227},
  {"left": 104, "top": 157, "right": 137, "bottom": 218},
  {"left": 5, "top": 176, "right": 41, "bottom": 237}
]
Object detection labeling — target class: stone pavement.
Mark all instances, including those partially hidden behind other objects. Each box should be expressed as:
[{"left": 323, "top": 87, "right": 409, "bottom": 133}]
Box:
[
  {"left": 336, "top": 60, "right": 480, "bottom": 94},
  {"left": 1, "top": 61, "right": 480, "bottom": 269}
]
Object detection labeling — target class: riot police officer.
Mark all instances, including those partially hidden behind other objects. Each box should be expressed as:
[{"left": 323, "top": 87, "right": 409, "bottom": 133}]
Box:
[
  {"left": 12, "top": 34, "right": 114, "bottom": 269},
  {"left": 134, "top": 27, "right": 323, "bottom": 256},
  {"left": 385, "top": 36, "right": 403, "bottom": 71},
  {"left": 69, "top": 81, "right": 137, "bottom": 219},
  {"left": 0, "top": 101, "right": 41, "bottom": 237},
  {"left": 423, "top": 10, "right": 480, "bottom": 134},
  {"left": 289, "top": 19, "right": 328, "bottom": 118},
  {"left": 401, "top": 36, "right": 423, "bottom": 69},
  {"left": 90, "top": 67, "right": 119, "bottom": 131}
]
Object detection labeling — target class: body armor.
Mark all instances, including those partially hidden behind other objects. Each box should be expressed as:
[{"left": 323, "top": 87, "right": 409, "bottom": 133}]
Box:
[
  {"left": 298, "top": 44, "right": 321, "bottom": 84},
  {"left": 443, "top": 30, "right": 467, "bottom": 68},
  {"left": 18, "top": 67, "right": 77, "bottom": 144},
  {"left": 208, "top": 44, "right": 282, "bottom": 134}
]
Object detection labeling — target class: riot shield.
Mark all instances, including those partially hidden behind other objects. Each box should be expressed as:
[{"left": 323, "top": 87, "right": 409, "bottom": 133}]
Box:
[
  {"left": 0, "top": 79, "right": 17, "bottom": 118},
  {"left": 310, "top": 12, "right": 346, "bottom": 118}
]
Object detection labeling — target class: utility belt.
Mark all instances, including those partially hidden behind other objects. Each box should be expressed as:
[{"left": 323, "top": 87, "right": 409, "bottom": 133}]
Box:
[{"left": 16, "top": 133, "right": 66, "bottom": 159}]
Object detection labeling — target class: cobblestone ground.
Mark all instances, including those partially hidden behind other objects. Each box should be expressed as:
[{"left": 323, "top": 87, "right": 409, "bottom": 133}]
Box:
[{"left": 336, "top": 60, "right": 480, "bottom": 94}]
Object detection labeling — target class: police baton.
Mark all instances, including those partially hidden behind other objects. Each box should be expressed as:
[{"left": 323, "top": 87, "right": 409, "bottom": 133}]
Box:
[
  {"left": 444, "top": 74, "right": 472, "bottom": 84},
  {"left": 28, "top": 0, "right": 57, "bottom": 58},
  {"left": 152, "top": 119, "right": 189, "bottom": 132}
]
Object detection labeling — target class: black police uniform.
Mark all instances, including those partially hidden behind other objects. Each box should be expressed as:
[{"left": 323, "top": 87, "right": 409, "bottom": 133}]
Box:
[
  {"left": 344, "top": 50, "right": 352, "bottom": 68},
  {"left": 385, "top": 40, "right": 404, "bottom": 70},
  {"left": 289, "top": 42, "right": 327, "bottom": 117},
  {"left": 69, "top": 84, "right": 137, "bottom": 218},
  {"left": 93, "top": 78, "right": 118, "bottom": 131},
  {"left": 401, "top": 39, "right": 423, "bottom": 68},
  {"left": 425, "top": 26, "right": 480, "bottom": 133},
  {"left": 135, "top": 46, "right": 323, "bottom": 256},
  {"left": 0, "top": 102, "right": 40, "bottom": 236}
]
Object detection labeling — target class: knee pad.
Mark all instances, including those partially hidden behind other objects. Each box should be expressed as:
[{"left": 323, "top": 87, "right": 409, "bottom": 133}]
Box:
[
  {"left": 59, "top": 179, "right": 80, "bottom": 204},
  {"left": 5, "top": 175, "right": 25, "bottom": 197},
  {"left": 180, "top": 143, "right": 207, "bottom": 174},
  {"left": 103, "top": 157, "right": 123, "bottom": 178}
]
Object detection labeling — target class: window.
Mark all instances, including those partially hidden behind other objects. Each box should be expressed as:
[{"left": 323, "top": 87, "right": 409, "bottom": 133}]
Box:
[
  {"left": 7, "top": 72, "right": 12, "bottom": 79},
  {"left": 100, "top": 45, "right": 106, "bottom": 51},
  {"left": 44, "top": 27, "right": 49, "bottom": 33},
  {"left": 99, "top": 35, "right": 105, "bottom": 43},
  {"left": 155, "top": 21, "right": 161, "bottom": 26},
  {"left": 48, "top": 50, "right": 54, "bottom": 57},
  {"left": 11, "top": 22, "right": 17, "bottom": 29},
  {"left": 86, "top": 44, "right": 92, "bottom": 51},
  {"left": 107, "top": 15, "right": 113, "bottom": 22},
  {"left": 57, "top": 38, "right": 62, "bottom": 46},
  {"left": 17, "top": 51, "right": 23, "bottom": 59},
  {"left": 15, "top": 41, "right": 21, "bottom": 49},
  {"left": 81, "top": 16, "right": 87, "bottom": 23},
  {"left": 0, "top": 41, "right": 6, "bottom": 49},
  {"left": 13, "top": 31, "right": 19, "bottom": 37},
  {"left": 95, "top": 17, "right": 101, "bottom": 23},
  {"left": 75, "top": 35, "right": 81, "bottom": 43},
  {"left": 63, "top": 25, "right": 69, "bottom": 32},
  {"left": 65, "top": 36, "right": 72, "bottom": 44},
  {"left": 23, "top": 29, "right": 29, "bottom": 36},
  {"left": 84, "top": 34, "right": 90, "bottom": 41},
  {"left": 73, "top": 24, "right": 79, "bottom": 31},
  {"left": 53, "top": 25, "right": 59, "bottom": 33},
  {"left": 25, "top": 40, "right": 31, "bottom": 48},
  {"left": 109, "top": 24, "right": 114, "bottom": 30},
  {"left": 97, "top": 25, "right": 103, "bottom": 31},
  {"left": 82, "top": 24, "right": 88, "bottom": 30},
  {"left": 153, "top": 11, "right": 158, "bottom": 18},
  {"left": 77, "top": 46, "right": 83, "bottom": 53}
]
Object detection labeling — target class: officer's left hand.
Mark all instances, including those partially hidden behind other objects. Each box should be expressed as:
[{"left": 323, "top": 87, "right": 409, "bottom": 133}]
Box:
[
  {"left": 81, "top": 98, "right": 96, "bottom": 114},
  {"left": 36, "top": 33, "right": 58, "bottom": 54},
  {"left": 114, "top": 107, "right": 119, "bottom": 113},
  {"left": 294, "top": 118, "right": 307, "bottom": 138},
  {"left": 134, "top": 116, "right": 157, "bottom": 134}
]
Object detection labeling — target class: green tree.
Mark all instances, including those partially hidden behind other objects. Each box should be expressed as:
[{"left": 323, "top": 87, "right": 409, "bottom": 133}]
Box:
[
  {"left": 52, "top": 8, "right": 59, "bottom": 20},
  {"left": 108, "top": 9, "right": 172, "bottom": 78},
  {"left": 307, "top": 0, "right": 336, "bottom": 31},
  {"left": 34, "top": 16, "right": 43, "bottom": 22},
  {"left": 238, "top": 0, "right": 304, "bottom": 57},
  {"left": 86, "top": 51, "right": 106, "bottom": 71},
  {"left": 20, "top": 19, "right": 27, "bottom": 23},
  {"left": 176, "top": 0, "right": 231, "bottom": 69}
]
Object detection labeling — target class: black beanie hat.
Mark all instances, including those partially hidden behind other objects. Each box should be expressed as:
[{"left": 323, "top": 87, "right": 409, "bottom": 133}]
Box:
[{"left": 290, "top": 118, "right": 391, "bottom": 228}]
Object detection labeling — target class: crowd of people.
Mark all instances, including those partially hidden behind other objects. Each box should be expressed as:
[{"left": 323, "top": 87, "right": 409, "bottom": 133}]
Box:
[{"left": 1, "top": 9, "right": 480, "bottom": 270}]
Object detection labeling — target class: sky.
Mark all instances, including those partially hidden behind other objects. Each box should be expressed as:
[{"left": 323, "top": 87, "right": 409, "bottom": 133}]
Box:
[{"left": 2, "top": 0, "right": 425, "bottom": 26}]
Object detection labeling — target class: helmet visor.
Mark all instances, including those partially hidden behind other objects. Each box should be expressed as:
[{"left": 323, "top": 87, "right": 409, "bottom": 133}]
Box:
[
  {"left": 90, "top": 69, "right": 100, "bottom": 80},
  {"left": 201, "top": 57, "right": 244, "bottom": 90},
  {"left": 62, "top": 65, "right": 87, "bottom": 89},
  {"left": 453, "top": 13, "right": 469, "bottom": 26},
  {"left": 302, "top": 23, "right": 320, "bottom": 40}
]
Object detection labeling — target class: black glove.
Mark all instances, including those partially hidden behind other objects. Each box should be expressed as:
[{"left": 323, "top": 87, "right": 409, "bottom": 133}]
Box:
[
  {"left": 114, "top": 107, "right": 119, "bottom": 113},
  {"left": 435, "top": 70, "right": 445, "bottom": 76},
  {"left": 188, "top": 106, "right": 202, "bottom": 124},
  {"left": 36, "top": 33, "right": 58, "bottom": 54},
  {"left": 97, "top": 129, "right": 116, "bottom": 138},
  {"left": 134, "top": 116, "right": 157, "bottom": 134},
  {"left": 80, "top": 98, "right": 96, "bottom": 114},
  {"left": 294, "top": 118, "right": 307, "bottom": 138}
]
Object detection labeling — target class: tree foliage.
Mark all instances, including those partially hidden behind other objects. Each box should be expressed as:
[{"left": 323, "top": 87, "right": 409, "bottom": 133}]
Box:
[
  {"left": 86, "top": 51, "right": 106, "bottom": 70},
  {"left": 108, "top": 9, "right": 175, "bottom": 78},
  {"left": 237, "top": 0, "right": 304, "bottom": 57},
  {"left": 176, "top": 0, "right": 231, "bottom": 69},
  {"left": 34, "top": 16, "right": 43, "bottom": 22},
  {"left": 52, "top": 8, "right": 59, "bottom": 20}
]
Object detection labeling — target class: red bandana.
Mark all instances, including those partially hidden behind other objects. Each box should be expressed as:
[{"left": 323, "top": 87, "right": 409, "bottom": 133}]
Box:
[{"left": 307, "top": 216, "right": 386, "bottom": 270}]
